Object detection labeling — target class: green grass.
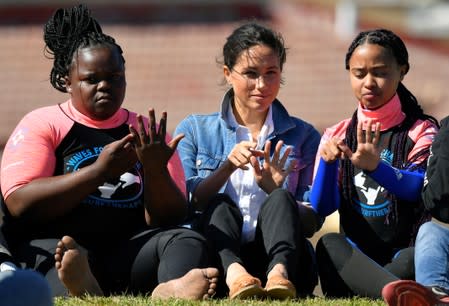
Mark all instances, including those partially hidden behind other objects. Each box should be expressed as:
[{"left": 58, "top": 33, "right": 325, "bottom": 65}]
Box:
[{"left": 54, "top": 296, "right": 387, "bottom": 306}]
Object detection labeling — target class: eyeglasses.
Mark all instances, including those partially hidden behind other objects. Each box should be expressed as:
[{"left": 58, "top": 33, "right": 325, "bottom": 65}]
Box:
[{"left": 232, "top": 69, "right": 280, "bottom": 84}]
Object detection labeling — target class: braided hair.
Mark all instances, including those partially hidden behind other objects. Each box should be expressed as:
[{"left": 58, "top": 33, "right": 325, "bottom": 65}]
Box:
[
  {"left": 43, "top": 4, "right": 124, "bottom": 93},
  {"left": 341, "top": 29, "right": 438, "bottom": 233}
]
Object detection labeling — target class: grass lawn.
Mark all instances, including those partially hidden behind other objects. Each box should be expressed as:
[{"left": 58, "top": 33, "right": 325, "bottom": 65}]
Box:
[{"left": 54, "top": 296, "right": 387, "bottom": 306}]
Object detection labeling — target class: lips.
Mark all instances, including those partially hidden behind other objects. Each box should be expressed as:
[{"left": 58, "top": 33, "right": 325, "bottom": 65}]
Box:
[{"left": 96, "top": 95, "right": 113, "bottom": 103}]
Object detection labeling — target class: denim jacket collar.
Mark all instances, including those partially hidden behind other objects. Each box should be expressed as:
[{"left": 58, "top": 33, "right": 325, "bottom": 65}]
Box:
[{"left": 219, "top": 88, "right": 296, "bottom": 136}]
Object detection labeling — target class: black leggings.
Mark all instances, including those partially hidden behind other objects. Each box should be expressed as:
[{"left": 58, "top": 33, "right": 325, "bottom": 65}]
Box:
[
  {"left": 194, "top": 189, "right": 318, "bottom": 297},
  {"left": 13, "top": 227, "right": 211, "bottom": 296},
  {"left": 316, "top": 232, "right": 414, "bottom": 298}
]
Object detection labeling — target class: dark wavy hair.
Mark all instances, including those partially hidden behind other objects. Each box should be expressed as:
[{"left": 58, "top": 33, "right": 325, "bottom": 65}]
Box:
[{"left": 221, "top": 22, "right": 287, "bottom": 71}]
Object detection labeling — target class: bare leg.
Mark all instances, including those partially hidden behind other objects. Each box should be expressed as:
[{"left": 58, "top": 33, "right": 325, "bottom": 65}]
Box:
[
  {"left": 54, "top": 235, "right": 103, "bottom": 297},
  {"left": 151, "top": 268, "right": 219, "bottom": 300}
]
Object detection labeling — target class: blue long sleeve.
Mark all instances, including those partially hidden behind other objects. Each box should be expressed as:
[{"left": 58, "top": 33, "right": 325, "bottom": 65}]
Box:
[
  {"left": 365, "top": 161, "right": 424, "bottom": 202},
  {"left": 310, "top": 158, "right": 340, "bottom": 217}
]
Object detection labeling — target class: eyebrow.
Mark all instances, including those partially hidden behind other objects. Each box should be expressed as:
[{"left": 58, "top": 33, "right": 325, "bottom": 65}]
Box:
[{"left": 244, "top": 65, "right": 280, "bottom": 70}]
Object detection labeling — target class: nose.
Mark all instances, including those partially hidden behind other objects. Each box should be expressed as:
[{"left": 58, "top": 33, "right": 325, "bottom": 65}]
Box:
[
  {"left": 255, "top": 75, "right": 267, "bottom": 89},
  {"left": 364, "top": 74, "right": 376, "bottom": 88},
  {"left": 97, "top": 79, "right": 111, "bottom": 91}
]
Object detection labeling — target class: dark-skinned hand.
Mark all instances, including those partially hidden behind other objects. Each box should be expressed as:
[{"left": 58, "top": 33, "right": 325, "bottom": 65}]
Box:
[{"left": 129, "top": 108, "right": 184, "bottom": 173}]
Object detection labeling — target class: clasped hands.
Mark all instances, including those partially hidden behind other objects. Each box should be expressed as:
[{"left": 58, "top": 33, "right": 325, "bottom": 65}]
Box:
[{"left": 320, "top": 119, "right": 383, "bottom": 171}]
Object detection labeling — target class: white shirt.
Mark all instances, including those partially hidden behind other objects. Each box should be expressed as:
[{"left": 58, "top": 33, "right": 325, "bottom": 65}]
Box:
[{"left": 224, "top": 105, "right": 274, "bottom": 243}]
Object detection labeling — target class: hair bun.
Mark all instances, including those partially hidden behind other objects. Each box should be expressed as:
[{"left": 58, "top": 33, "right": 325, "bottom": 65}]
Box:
[{"left": 44, "top": 4, "right": 102, "bottom": 54}]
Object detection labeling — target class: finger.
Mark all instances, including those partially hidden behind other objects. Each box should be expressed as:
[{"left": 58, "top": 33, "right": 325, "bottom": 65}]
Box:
[
  {"left": 285, "top": 159, "right": 298, "bottom": 175},
  {"left": 148, "top": 108, "right": 156, "bottom": 143},
  {"left": 365, "top": 119, "right": 373, "bottom": 143},
  {"left": 250, "top": 156, "right": 261, "bottom": 176},
  {"left": 240, "top": 141, "right": 258, "bottom": 153},
  {"left": 128, "top": 124, "right": 141, "bottom": 146},
  {"left": 239, "top": 147, "right": 253, "bottom": 161},
  {"left": 339, "top": 144, "right": 353, "bottom": 159},
  {"left": 117, "top": 133, "right": 135, "bottom": 148},
  {"left": 272, "top": 140, "right": 282, "bottom": 164},
  {"left": 158, "top": 111, "right": 167, "bottom": 142},
  {"left": 278, "top": 145, "right": 292, "bottom": 168},
  {"left": 249, "top": 148, "right": 264, "bottom": 157},
  {"left": 264, "top": 140, "right": 272, "bottom": 164},
  {"left": 167, "top": 134, "right": 185, "bottom": 151},
  {"left": 137, "top": 114, "right": 149, "bottom": 144},
  {"left": 356, "top": 120, "right": 364, "bottom": 144},
  {"left": 235, "top": 154, "right": 250, "bottom": 169},
  {"left": 232, "top": 155, "right": 249, "bottom": 170},
  {"left": 372, "top": 122, "right": 381, "bottom": 146}
]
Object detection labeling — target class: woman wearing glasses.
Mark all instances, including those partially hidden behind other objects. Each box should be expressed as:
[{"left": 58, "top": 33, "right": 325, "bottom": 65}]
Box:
[{"left": 174, "top": 22, "right": 321, "bottom": 300}]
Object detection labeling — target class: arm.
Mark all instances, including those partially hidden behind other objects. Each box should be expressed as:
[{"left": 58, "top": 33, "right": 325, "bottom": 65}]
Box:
[
  {"left": 365, "top": 161, "right": 424, "bottom": 202},
  {"left": 295, "top": 126, "right": 321, "bottom": 200},
  {"left": 340, "top": 119, "right": 436, "bottom": 202},
  {"left": 1, "top": 109, "right": 138, "bottom": 222},
  {"left": 129, "top": 110, "right": 187, "bottom": 226},
  {"left": 175, "top": 116, "right": 257, "bottom": 211},
  {"left": 192, "top": 140, "right": 257, "bottom": 210},
  {"left": 192, "top": 160, "right": 237, "bottom": 210},
  {"left": 309, "top": 158, "right": 340, "bottom": 217},
  {"left": 5, "top": 135, "right": 137, "bottom": 222}
]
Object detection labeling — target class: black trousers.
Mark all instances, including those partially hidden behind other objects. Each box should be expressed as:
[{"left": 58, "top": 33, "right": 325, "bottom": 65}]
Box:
[
  {"left": 12, "top": 227, "right": 211, "bottom": 297},
  {"left": 193, "top": 189, "right": 318, "bottom": 297},
  {"left": 316, "top": 232, "right": 414, "bottom": 298}
]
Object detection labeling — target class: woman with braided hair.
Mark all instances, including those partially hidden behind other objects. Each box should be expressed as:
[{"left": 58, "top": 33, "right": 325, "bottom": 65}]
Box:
[
  {"left": 309, "top": 28, "right": 439, "bottom": 298},
  {"left": 0, "top": 4, "right": 218, "bottom": 299}
]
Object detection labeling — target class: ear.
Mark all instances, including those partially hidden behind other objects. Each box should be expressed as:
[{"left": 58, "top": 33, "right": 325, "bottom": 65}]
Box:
[
  {"left": 64, "top": 76, "right": 72, "bottom": 93},
  {"left": 399, "top": 64, "right": 409, "bottom": 81},
  {"left": 223, "top": 65, "right": 232, "bottom": 85}
]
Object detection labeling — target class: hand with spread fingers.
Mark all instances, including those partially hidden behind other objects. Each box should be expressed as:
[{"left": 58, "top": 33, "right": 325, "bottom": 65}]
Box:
[
  {"left": 339, "top": 119, "right": 383, "bottom": 172},
  {"left": 250, "top": 140, "right": 297, "bottom": 194},
  {"left": 129, "top": 108, "right": 184, "bottom": 173}
]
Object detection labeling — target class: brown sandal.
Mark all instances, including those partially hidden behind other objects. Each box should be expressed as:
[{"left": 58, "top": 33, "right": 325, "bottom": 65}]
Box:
[
  {"left": 265, "top": 276, "right": 296, "bottom": 300},
  {"left": 229, "top": 274, "right": 265, "bottom": 299}
]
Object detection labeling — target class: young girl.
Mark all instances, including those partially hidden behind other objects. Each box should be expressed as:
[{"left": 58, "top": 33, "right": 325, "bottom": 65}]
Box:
[
  {"left": 0, "top": 4, "right": 218, "bottom": 299},
  {"left": 310, "top": 28, "right": 439, "bottom": 298},
  {"left": 175, "top": 22, "right": 321, "bottom": 300}
]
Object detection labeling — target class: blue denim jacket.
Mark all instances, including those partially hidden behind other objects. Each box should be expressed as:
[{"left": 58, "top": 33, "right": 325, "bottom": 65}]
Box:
[{"left": 174, "top": 89, "right": 320, "bottom": 203}]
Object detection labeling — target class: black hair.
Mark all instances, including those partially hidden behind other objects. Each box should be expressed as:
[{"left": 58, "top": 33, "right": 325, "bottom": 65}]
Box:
[
  {"left": 43, "top": 4, "right": 124, "bottom": 93},
  {"left": 341, "top": 29, "right": 438, "bottom": 238},
  {"left": 221, "top": 22, "right": 287, "bottom": 71}
]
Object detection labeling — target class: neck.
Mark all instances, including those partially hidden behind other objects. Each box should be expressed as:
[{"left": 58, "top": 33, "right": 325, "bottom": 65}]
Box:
[{"left": 232, "top": 102, "right": 267, "bottom": 135}]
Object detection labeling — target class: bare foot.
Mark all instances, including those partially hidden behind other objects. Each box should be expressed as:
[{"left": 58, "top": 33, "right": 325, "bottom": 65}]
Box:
[
  {"left": 54, "top": 235, "right": 103, "bottom": 297},
  {"left": 151, "top": 268, "right": 219, "bottom": 300}
]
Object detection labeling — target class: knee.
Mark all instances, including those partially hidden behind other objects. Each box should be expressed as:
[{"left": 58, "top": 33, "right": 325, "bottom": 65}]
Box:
[
  {"left": 316, "top": 233, "right": 352, "bottom": 268},
  {"left": 268, "top": 188, "right": 291, "bottom": 200},
  {"left": 263, "top": 188, "right": 295, "bottom": 210},
  {"left": 176, "top": 228, "right": 208, "bottom": 244},
  {"left": 0, "top": 270, "right": 52, "bottom": 306},
  {"left": 416, "top": 221, "right": 449, "bottom": 249},
  {"left": 317, "top": 233, "right": 347, "bottom": 251}
]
